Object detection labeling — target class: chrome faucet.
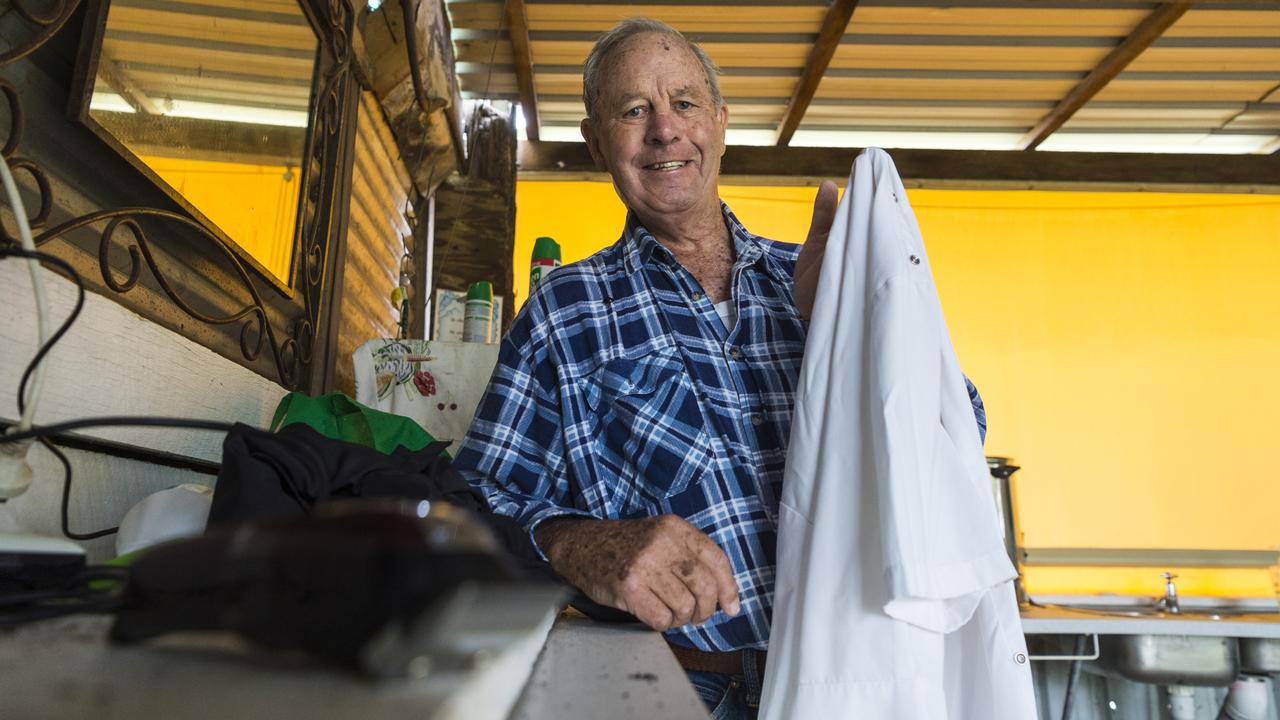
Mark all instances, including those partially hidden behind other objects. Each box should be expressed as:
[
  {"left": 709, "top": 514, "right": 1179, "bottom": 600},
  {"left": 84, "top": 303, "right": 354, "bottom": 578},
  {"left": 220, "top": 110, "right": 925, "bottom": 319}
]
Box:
[{"left": 1157, "top": 572, "right": 1181, "bottom": 614}]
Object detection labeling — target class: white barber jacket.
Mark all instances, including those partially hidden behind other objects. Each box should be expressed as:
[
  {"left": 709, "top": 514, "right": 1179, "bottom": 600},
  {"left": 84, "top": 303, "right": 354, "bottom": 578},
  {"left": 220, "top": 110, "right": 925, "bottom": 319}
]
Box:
[{"left": 758, "top": 148, "right": 1036, "bottom": 720}]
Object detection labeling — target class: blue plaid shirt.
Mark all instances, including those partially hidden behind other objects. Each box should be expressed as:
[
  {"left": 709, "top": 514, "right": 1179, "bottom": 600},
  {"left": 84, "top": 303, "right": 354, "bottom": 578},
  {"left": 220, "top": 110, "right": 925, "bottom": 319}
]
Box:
[{"left": 455, "top": 204, "right": 986, "bottom": 652}]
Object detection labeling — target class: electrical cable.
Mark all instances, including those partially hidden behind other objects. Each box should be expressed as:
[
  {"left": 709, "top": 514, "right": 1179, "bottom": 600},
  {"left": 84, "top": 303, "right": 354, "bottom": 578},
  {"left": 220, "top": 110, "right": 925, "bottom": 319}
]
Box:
[
  {"left": 0, "top": 564, "right": 128, "bottom": 628},
  {"left": 0, "top": 248, "right": 113, "bottom": 537},
  {"left": 0, "top": 155, "right": 50, "bottom": 433},
  {"left": 401, "top": 0, "right": 432, "bottom": 118},
  {"left": 1, "top": 249, "right": 86, "bottom": 424},
  {"left": 0, "top": 585, "right": 100, "bottom": 609},
  {"left": 0, "top": 416, "right": 239, "bottom": 446},
  {"left": 2, "top": 247, "right": 234, "bottom": 535},
  {"left": 2, "top": 414, "right": 233, "bottom": 539},
  {"left": 42, "top": 437, "right": 116, "bottom": 540}
]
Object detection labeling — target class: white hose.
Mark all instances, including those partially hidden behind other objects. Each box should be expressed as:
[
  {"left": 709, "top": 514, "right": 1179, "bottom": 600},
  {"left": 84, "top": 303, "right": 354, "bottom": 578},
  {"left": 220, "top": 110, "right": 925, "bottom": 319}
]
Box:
[
  {"left": 1217, "top": 676, "right": 1270, "bottom": 720},
  {"left": 0, "top": 154, "right": 49, "bottom": 432},
  {"left": 1168, "top": 685, "right": 1198, "bottom": 720}
]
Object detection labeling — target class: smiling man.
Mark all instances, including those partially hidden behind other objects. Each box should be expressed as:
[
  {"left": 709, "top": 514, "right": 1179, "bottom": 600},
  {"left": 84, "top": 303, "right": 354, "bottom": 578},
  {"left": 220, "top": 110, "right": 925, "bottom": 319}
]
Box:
[{"left": 453, "top": 17, "right": 982, "bottom": 719}]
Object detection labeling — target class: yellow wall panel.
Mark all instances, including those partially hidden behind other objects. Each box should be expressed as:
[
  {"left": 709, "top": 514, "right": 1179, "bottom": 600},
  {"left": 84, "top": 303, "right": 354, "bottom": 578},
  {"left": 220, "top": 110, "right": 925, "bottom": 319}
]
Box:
[
  {"left": 514, "top": 180, "right": 1280, "bottom": 597},
  {"left": 143, "top": 155, "right": 300, "bottom": 282}
]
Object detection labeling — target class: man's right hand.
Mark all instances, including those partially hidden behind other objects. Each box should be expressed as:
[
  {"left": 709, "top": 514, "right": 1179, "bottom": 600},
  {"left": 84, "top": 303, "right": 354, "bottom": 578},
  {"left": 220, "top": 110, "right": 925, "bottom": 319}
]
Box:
[
  {"left": 535, "top": 514, "right": 741, "bottom": 632},
  {"left": 793, "top": 180, "right": 839, "bottom": 321}
]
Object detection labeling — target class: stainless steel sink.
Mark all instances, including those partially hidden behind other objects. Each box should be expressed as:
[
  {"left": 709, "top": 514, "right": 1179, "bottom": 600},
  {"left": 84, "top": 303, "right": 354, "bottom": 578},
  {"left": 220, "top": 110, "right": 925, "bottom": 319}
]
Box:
[
  {"left": 1094, "top": 634, "right": 1240, "bottom": 686},
  {"left": 1024, "top": 594, "right": 1280, "bottom": 681},
  {"left": 1241, "top": 638, "right": 1280, "bottom": 674},
  {"left": 1031, "top": 597, "right": 1280, "bottom": 685},
  {"left": 1041, "top": 603, "right": 1246, "bottom": 686},
  {"left": 1069, "top": 604, "right": 1270, "bottom": 621}
]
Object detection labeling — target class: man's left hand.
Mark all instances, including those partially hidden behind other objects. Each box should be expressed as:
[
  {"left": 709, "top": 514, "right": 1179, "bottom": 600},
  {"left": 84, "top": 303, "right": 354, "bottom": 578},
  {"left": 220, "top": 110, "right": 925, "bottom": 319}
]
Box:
[{"left": 793, "top": 180, "right": 838, "bottom": 321}]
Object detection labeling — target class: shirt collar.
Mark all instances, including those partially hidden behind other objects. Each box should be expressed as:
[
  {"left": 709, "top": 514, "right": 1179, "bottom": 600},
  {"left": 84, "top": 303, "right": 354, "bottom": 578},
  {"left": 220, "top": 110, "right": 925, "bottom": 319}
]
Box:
[{"left": 622, "top": 201, "right": 768, "bottom": 275}]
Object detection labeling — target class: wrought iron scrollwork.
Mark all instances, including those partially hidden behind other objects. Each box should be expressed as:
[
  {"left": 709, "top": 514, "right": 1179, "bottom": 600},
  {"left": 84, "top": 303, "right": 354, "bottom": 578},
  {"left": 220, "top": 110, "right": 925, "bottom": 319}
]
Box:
[
  {"left": 0, "top": 0, "right": 354, "bottom": 389},
  {"left": 0, "top": 76, "right": 53, "bottom": 241},
  {"left": 0, "top": 0, "right": 82, "bottom": 66},
  {"left": 26, "top": 209, "right": 290, "bottom": 380}
]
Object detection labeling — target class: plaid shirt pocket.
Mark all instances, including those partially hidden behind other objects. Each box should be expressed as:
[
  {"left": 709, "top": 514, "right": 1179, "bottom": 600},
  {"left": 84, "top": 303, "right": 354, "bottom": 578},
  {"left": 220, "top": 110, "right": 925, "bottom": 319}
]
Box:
[{"left": 581, "top": 347, "right": 715, "bottom": 514}]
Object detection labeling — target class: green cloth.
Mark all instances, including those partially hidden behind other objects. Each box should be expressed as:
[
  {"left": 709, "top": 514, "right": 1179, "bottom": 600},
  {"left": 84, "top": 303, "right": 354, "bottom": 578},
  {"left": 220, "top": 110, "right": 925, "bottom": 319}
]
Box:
[{"left": 269, "top": 392, "right": 438, "bottom": 455}]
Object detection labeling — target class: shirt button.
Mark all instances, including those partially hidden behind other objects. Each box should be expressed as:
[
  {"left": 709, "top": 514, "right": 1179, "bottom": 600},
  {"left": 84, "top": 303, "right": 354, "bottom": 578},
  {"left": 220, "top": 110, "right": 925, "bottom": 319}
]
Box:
[
  {"left": 729, "top": 347, "right": 742, "bottom": 360},
  {"left": 691, "top": 290, "right": 704, "bottom": 301},
  {"left": 749, "top": 413, "right": 764, "bottom": 426}
]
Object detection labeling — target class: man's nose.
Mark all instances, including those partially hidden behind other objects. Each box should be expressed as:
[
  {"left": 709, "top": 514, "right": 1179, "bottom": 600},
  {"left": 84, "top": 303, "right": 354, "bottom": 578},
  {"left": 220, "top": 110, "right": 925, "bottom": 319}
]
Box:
[{"left": 645, "top": 109, "right": 680, "bottom": 145}]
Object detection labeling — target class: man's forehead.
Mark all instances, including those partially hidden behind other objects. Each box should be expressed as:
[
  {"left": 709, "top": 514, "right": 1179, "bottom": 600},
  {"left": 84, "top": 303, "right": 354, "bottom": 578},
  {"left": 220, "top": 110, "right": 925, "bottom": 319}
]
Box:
[
  {"left": 611, "top": 83, "right": 703, "bottom": 101},
  {"left": 598, "top": 37, "right": 713, "bottom": 103}
]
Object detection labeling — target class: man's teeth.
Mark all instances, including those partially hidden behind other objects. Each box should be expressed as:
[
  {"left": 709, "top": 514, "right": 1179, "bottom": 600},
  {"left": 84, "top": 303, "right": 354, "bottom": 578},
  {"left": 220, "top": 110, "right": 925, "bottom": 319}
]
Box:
[{"left": 648, "top": 161, "right": 687, "bottom": 170}]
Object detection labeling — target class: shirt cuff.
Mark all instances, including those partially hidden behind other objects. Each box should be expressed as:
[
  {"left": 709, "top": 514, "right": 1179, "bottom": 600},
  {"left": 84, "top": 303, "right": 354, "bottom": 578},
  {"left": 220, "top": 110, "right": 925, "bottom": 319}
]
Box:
[{"left": 526, "top": 507, "right": 597, "bottom": 562}]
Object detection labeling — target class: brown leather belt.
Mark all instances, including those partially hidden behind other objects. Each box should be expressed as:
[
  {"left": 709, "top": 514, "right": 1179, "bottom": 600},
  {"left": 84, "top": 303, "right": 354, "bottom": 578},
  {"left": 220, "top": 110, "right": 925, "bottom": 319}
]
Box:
[{"left": 668, "top": 644, "right": 766, "bottom": 676}]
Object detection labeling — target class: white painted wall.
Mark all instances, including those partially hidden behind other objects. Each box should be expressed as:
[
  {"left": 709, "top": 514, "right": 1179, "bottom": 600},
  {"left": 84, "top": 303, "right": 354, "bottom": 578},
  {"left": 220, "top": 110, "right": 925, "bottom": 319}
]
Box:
[
  {"left": 0, "top": 260, "right": 286, "bottom": 462},
  {"left": 1, "top": 258, "right": 286, "bottom": 559},
  {"left": 0, "top": 445, "right": 213, "bottom": 562}
]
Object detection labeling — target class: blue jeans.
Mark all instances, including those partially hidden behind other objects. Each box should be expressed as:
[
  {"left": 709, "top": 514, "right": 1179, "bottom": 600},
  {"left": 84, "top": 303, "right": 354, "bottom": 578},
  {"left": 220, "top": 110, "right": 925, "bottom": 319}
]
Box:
[{"left": 685, "top": 649, "right": 764, "bottom": 720}]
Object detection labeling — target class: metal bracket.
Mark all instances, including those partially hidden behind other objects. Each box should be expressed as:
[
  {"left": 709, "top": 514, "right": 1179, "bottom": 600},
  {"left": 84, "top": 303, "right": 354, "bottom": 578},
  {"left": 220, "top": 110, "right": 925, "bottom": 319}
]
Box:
[{"left": 1029, "top": 633, "right": 1100, "bottom": 662}]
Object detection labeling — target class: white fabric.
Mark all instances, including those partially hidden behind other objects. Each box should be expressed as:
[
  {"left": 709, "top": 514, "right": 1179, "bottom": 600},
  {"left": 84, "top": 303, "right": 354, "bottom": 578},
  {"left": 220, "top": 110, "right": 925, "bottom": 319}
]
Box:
[
  {"left": 759, "top": 148, "right": 1036, "bottom": 720},
  {"left": 713, "top": 299, "right": 736, "bottom": 333},
  {"left": 353, "top": 339, "right": 501, "bottom": 446}
]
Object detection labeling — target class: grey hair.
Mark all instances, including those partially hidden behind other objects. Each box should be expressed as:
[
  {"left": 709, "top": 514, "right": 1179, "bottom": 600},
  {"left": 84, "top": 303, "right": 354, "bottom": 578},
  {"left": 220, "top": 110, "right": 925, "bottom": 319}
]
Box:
[{"left": 581, "top": 17, "right": 723, "bottom": 122}]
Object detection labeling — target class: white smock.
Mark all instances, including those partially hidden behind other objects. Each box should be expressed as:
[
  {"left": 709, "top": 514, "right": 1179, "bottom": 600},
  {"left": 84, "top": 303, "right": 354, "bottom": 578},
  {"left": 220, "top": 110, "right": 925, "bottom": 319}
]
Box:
[{"left": 758, "top": 148, "right": 1036, "bottom": 720}]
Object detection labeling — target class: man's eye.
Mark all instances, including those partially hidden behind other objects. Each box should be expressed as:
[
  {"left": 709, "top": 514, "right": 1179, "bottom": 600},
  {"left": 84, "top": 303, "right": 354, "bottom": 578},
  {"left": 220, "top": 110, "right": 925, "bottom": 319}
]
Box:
[
  {"left": 624, "top": 106, "right": 644, "bottom": 118},
  {"left": 675, "top": 101, "right": 693, "bottom": 110}
]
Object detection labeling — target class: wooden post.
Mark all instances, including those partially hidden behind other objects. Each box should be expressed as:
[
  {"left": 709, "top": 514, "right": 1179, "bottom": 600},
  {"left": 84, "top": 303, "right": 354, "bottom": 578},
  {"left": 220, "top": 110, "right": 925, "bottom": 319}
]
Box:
[{"left": 431, "top": 105, "right": 518, "bottom": 337}]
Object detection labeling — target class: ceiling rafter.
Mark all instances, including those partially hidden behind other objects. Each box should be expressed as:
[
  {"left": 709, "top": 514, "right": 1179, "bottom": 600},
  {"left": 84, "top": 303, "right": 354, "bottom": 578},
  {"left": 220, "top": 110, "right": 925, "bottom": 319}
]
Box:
[
  {"left": 774, "top": 0, "right": 860, "bottom": 147},
  {"left": 97, "top": 52, "right": 161, "bottom": 115},
  {"left": 505, "top": 0, "right": 541, "bottom": 141},
  {"left": 1017, "top": 0, "right": 1194, "bottom": 151},
  {"left": 519, "top": 140, "right": 1280, "bottom": 190}
]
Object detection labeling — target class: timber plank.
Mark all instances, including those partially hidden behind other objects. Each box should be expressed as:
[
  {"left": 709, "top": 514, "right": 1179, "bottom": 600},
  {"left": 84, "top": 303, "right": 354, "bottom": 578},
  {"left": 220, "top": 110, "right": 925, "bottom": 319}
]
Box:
[{"left": 518, "top": 140, "right": 1280, "bottom": 189}]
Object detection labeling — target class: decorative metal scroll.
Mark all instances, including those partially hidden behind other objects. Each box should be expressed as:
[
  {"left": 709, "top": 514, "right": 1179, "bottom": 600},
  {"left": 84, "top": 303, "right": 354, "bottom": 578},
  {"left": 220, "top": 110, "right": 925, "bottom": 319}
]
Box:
[
  {"left": 0, "top": 0, "right": 354, "bottom": 389},
  {"left": 0, "top": 0, "right": 83, "bottom": 66}
]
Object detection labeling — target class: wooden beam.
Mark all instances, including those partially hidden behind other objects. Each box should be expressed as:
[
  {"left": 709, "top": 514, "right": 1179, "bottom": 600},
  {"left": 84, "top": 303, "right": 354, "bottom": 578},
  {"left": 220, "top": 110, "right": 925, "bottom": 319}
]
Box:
[
  {"left": 774, "top": 0, "right": 859, "bottom": 147},
  {"left": 518, "top": 141, "right": 1280, "bottom": 191},
  {"left": 92, "top": 111, "right": 304, "bottom": 165},
  {"left": 1018, "top": 1, "right": 1193, "bottom": 151},
  {"left": 364, "top": 0, "right": 462, "bottom": 194},
  {"left": 98, "top": 52, "right": 161, "bottom": 115},
  {"left": 504, "top": 0, "right": 540, "bottom": 142},
  {"left": 1260, "top": 136, "right": 1280, "bottom": 155}
]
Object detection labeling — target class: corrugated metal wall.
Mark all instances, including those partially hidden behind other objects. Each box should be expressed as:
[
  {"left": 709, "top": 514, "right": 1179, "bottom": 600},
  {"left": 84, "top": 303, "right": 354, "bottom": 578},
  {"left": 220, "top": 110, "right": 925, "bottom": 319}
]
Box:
[{"left": 334, "top": 91, "right": 415, "bottom": 396}]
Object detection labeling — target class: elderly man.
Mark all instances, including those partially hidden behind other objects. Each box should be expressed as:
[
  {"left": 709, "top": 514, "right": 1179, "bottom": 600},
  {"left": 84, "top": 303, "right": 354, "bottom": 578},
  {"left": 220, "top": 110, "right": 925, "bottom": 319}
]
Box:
[{"left": 454, "top": 17, "right": 985, "bottom": 719}]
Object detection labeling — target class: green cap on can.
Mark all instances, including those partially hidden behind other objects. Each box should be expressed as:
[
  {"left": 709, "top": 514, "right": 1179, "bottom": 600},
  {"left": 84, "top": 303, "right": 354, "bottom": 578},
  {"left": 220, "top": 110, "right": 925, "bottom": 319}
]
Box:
[
  {"left": 532, "top": 236, "right": 561, "bottom": 262},
  {"left": 466, "top": 281, "right": 493, "bottom": 302}
]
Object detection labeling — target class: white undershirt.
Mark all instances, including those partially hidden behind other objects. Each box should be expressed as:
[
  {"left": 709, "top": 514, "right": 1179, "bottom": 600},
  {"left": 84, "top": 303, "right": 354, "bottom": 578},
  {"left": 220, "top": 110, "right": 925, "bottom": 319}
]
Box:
[{"left": 713, "top": 299, "right": 736, "bottom": 333}]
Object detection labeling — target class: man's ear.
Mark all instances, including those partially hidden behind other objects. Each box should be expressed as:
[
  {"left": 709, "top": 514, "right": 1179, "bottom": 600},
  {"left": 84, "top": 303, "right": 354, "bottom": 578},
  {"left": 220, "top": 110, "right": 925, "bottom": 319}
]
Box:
[
  {"left": 580, "top": 118, "right": 608, "bottom": 171},
  {"left": 717, "top": 103, "right": 730, "bottom": 157}
]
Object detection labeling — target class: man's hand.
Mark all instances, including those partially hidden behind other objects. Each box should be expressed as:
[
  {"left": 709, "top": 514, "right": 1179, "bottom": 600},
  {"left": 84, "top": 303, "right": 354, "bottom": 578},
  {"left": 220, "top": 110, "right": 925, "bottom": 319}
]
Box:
[
  {"left": 536, "top": 515, "right": 740, "bottom": 632},
  {"left": 793, "top": 180, "right": 839, "bottom": 321}
]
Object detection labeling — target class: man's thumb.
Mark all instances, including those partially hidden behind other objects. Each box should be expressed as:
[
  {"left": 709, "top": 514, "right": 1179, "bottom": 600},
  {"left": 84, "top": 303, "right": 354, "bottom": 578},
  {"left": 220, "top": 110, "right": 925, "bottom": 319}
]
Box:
[{"left": 807, "top": 180, "right": 838, "bottom": 242}]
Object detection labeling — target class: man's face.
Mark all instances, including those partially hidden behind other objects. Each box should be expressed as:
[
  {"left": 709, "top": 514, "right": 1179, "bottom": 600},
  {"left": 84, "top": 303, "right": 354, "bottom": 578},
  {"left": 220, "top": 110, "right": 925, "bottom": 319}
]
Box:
[{"left": 581, "top": 33, "right": 729, "bottom": 222}]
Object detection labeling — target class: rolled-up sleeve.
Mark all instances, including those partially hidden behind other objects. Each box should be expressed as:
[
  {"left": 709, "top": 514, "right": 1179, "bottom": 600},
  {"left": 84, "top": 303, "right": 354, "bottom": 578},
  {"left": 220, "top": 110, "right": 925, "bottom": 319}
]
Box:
[{"left": 453, "top": 308, "right": 594, "bottom": 559}]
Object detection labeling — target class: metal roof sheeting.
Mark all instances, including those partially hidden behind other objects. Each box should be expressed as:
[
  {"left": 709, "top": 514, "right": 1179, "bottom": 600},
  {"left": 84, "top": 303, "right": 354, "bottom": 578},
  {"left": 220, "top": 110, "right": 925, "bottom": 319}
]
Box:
[{"left": 446, "top": 0, "right": 1280, "bottom": 153}]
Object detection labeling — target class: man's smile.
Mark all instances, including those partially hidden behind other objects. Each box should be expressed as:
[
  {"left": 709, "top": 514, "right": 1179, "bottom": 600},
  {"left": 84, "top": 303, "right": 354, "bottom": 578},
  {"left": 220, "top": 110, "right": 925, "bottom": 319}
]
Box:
[{"left": 644, "top": 160, "right": 692, "bottom": 171}]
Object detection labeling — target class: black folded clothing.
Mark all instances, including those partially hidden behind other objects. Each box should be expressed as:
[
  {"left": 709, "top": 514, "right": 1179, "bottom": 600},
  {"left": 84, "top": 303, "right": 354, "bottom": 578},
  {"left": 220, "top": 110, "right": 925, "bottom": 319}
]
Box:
[
  {"left": 208, "top": 422, "right": 634, "bottom": 624},
  {"left": 209, "top": 422, "right": 554, "bottom": 582}
]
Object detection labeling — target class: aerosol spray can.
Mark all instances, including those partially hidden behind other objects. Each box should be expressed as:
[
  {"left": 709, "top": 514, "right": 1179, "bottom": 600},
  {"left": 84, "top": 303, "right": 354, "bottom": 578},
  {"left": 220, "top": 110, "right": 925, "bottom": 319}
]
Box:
[
  {"left": 462, "top": 281, "right": 493, "bottom": 343},
  {"left": 530, "top": 236, "right": 561, "bottom": 291}
]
